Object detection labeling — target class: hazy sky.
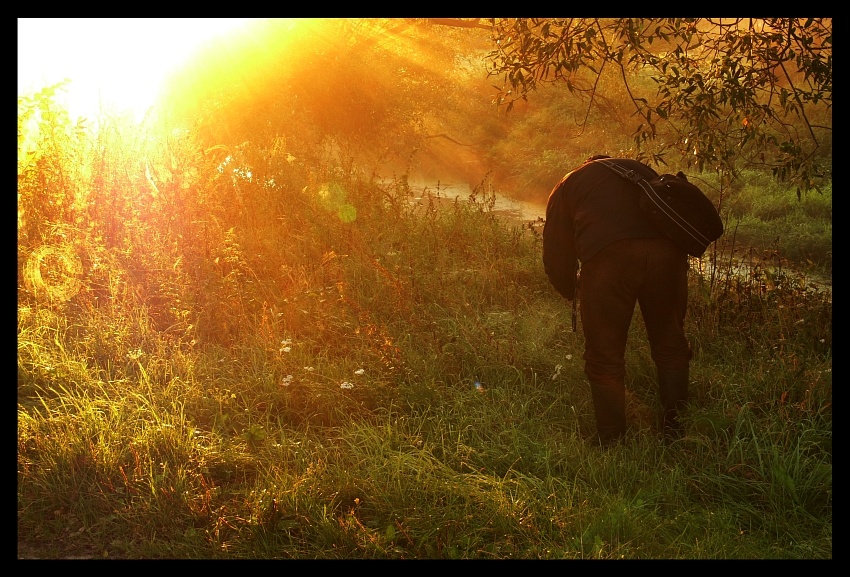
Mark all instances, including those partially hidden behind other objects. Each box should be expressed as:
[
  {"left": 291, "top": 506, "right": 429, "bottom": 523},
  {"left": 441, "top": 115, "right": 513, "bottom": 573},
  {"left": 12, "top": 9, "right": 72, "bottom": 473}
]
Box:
[{"left": 18, "top": 18, "right": 259, "bottom": 122}]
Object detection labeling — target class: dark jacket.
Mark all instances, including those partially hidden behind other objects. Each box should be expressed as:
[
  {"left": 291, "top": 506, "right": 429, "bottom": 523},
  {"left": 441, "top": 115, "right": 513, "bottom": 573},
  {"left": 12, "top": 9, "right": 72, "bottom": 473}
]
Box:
[{"left": 543, "top": 157, "right": 662, "bottom": 300}]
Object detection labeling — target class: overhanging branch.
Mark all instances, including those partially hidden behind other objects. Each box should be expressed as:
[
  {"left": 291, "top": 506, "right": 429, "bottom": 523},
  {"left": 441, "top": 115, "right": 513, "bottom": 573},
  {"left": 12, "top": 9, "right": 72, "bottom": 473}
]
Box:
[{"left": 425, "top": 18, "right": 492, "bottom": 31}]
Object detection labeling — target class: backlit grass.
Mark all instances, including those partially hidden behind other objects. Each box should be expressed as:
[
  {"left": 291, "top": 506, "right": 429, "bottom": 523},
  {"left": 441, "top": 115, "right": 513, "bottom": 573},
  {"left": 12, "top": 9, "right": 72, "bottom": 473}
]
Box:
[{"left": 18, "top": 90, "right": 830, "bottom": 559}]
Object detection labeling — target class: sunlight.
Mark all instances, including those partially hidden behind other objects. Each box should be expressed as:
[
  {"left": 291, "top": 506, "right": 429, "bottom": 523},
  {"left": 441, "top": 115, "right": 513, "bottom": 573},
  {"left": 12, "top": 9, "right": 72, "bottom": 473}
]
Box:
[{"left": 17, "top": 18, "right": 263, "bottom": 124}]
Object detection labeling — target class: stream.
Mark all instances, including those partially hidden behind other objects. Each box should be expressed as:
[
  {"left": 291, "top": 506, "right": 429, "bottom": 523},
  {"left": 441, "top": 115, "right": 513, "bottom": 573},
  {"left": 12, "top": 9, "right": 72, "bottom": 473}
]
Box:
[
  {"left": 404, "top": 179, "right": 546, "bottom": 223},
  {"left": 401, "top": 178, "right": 832, "bottom": 299}
]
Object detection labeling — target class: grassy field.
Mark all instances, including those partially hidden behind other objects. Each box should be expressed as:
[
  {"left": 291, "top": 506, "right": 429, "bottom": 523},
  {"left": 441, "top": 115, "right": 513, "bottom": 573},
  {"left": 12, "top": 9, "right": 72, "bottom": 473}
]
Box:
[{"left": 17, "top": 91, "right": 831, "bottom": 559}]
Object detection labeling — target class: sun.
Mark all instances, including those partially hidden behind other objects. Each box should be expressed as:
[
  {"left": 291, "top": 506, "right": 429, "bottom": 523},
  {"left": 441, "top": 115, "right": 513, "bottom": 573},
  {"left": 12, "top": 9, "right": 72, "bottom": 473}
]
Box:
[{"left": 18, "top": 18, "right": 263, "bottom": 124}]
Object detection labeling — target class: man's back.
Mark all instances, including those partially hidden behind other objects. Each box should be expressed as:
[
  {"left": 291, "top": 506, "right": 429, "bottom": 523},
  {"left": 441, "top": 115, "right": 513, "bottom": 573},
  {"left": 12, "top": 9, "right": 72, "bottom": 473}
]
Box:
[{"left": 559, "top": 158, "right": 662, "bottom": 263}]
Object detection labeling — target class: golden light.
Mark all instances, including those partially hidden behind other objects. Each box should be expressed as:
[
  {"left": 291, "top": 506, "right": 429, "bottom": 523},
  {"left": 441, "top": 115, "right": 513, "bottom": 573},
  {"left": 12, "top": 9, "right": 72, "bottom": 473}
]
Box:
[{"left": 17, "top": 18, "right": 263, "bottom": 124}]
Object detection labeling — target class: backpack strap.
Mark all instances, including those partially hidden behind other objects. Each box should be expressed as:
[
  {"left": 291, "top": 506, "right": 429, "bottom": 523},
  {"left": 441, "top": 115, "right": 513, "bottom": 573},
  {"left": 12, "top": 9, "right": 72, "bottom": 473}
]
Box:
[
  {"left": 591, "top": 157, "right": 717, "bottom": 252},
  {"left": 592, "top": 157, "right": 668, "bottom": 219},
  {"left": 592, "top": 158, "right": 647, "bottom": 185}
]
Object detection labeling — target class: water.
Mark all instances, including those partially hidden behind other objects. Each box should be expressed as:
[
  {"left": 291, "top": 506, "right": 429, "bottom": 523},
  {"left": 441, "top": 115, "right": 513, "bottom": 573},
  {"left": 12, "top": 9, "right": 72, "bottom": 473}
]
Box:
[
  {"left": 387, "top": 177, "right": 831, "bottom": 298},
  {"left": 403, "top": 179, "right": 546, "bottom": 223},
  {"left": 698, "top": 252, "right": 832, "bottom": 300}
]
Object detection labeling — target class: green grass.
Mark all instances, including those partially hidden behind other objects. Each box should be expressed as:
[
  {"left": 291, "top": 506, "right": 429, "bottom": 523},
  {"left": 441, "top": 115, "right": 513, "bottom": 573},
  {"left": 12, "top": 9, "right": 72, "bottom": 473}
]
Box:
[
  {"left": 697, "top": 169, "right": 833, "bottom": 280},
  {"left": 18, "top": 96, "right": 831, "bottom": 559}
]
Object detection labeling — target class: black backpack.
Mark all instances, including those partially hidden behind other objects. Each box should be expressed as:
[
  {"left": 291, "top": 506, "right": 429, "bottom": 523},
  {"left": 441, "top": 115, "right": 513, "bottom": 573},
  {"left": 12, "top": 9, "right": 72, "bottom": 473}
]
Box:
[{"left": 593, "top": 158, "right": 724, "bottom": 257}]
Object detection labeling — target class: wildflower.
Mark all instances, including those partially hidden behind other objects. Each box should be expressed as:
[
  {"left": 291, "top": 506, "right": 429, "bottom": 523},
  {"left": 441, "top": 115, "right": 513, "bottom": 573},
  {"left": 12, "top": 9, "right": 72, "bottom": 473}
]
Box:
[
  {"left": 354, "top": 368, "right": 365, "bottom": 375},
  {"left": 304, "top": 366, "right": 315, "bottom": 372},
  {"left": 340, "top": 381, "right": 354, "bottom": 389},
  {"left": 280, "top": 338, "right": 293, "bottom": 353},
  {"left": 281, "top": 375, "right": 293, "bottom": 387},
  {"left": 565, "top": 354, "right": 573, "bottom": 361}
]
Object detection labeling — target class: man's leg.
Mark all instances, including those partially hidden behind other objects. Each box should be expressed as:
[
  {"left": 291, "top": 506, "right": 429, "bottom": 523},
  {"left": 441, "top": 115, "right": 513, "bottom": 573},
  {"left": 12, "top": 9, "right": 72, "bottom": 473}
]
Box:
[
  {"left": 580, "top": 240, "right": 642, "bottom": 445},
  {"left": 637, "top": 238, "right": 693, "bottom": 439},
  {"left": 658, "top": 368, "right": 689, "bottom": 438},
  {"left": 587, "top": 372, "right": 627, "bottom": 445}
]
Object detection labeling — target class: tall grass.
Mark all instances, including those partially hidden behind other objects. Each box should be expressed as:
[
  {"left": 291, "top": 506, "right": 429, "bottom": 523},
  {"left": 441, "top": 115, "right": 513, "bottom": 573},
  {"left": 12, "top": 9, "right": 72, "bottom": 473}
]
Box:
[{"left": 18, "top": 91, "right": 830, "bottom": 559}]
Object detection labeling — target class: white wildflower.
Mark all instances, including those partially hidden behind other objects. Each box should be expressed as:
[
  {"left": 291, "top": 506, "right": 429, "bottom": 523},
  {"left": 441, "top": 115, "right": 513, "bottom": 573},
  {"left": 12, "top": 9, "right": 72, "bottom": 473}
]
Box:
[
  {"left": 354, "top": 368, "right": 365, "bottom": 375},
  {"left": 340, "top": 381, "right": 354, "bottom": 389},
  {"left": 281, "top": 375, "right": 293, "bottom": 387}
]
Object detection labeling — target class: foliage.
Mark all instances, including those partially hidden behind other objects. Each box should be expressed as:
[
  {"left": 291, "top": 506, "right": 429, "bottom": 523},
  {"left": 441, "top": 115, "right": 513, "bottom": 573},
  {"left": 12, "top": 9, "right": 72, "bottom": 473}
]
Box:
[
  {"left": 474, "top": 18, "right": 831, "bottom": 193},
  {"left": 476, "top": 81, "right": 638, "bottom": 198}
]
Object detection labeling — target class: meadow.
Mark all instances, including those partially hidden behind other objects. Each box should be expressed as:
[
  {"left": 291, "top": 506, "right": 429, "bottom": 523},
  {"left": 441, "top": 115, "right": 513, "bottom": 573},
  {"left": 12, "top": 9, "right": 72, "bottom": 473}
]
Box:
[{"left": 17, "top": 85, "right": 831, "bottom": 559}]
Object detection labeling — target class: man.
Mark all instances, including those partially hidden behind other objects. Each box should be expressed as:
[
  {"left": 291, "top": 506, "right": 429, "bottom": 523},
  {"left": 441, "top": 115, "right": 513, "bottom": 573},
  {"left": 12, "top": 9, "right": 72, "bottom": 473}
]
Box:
[{"left": 543, "top": 155, "right": 693, "bottom": 445}]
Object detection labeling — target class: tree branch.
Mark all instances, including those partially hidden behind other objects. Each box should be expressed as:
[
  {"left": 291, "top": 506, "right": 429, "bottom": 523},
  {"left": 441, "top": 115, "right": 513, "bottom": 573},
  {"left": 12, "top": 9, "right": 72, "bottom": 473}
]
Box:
[
  {"left": 425, "top": 18, "right": 491, "bottom": 31},
  {"left": 423, "top": 133, "right": 473, "bottom": 146}
]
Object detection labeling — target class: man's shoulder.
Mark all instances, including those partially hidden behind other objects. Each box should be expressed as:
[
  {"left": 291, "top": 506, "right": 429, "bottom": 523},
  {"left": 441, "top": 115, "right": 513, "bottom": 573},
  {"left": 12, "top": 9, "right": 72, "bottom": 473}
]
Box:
[{"left": 587, "top": 157, "right": 659, "bottom": 179}]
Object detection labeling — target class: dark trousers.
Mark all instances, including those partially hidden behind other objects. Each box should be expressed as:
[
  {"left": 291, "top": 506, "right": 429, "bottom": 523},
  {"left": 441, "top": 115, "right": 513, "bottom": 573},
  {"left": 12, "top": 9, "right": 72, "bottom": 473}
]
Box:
[{"left": 580, "top": 237, "right": 692, "bottom": 381}]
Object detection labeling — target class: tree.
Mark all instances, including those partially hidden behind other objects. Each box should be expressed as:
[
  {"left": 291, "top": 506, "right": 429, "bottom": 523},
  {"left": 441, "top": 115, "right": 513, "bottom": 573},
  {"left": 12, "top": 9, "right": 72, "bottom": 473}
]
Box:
[{"left": 427, "top": 18, "right": 832, "bottom": 193}]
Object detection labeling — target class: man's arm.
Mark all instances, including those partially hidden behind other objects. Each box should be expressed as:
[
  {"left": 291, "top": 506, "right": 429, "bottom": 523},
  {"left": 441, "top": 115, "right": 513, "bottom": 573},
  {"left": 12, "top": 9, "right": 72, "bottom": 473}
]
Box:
[{"left": 542, "top": 179, "right": 578, "bottom": 300}]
